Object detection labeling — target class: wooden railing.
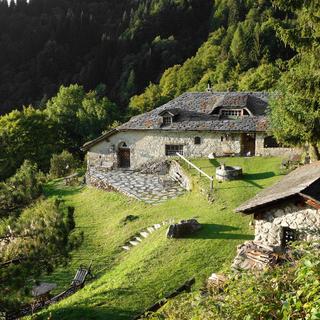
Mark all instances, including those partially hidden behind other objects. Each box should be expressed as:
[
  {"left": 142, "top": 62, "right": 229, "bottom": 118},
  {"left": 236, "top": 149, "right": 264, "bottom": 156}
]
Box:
[{"left": 176, "top": 153, "right": 214, "bottom": 191}]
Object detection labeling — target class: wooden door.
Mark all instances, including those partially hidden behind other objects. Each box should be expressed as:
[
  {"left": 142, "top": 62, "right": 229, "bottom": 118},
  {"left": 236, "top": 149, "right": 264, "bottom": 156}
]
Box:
[
  {"left": 241, "top": 133, "right": 256, "bottom": 156},
  {"left": 118, "top": 148, "right": 131, "bottom": 168}
]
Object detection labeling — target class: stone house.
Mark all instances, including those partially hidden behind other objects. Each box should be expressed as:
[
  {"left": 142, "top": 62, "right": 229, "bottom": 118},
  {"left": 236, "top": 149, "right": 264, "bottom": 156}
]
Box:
[
  {"left": 236, "top": 162, "right": 320, "bottom": 249},
  {"left": 83, "top": 91, "right": 298, "bottom": 172}
]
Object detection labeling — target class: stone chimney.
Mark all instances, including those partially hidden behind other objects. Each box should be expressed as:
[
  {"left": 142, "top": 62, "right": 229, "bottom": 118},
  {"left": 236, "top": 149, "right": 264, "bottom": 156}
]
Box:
[{"left": 206, "top": 81, "right": 212, "bottom": 93}]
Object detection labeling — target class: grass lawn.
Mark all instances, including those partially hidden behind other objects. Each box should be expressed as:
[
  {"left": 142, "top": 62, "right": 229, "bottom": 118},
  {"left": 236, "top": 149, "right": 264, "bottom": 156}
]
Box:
[{"left": 35, "top": 157, "right": 284, "bottom": 320}]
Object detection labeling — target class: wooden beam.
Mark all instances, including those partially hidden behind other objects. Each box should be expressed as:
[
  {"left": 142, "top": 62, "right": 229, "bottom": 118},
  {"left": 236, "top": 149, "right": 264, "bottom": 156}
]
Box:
[{"left": 299, "top": 193, "right": 320, "bottom": 210}]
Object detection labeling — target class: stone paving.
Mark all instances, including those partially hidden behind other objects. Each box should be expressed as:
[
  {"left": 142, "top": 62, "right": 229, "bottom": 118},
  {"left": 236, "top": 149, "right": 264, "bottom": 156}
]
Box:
[{"left": 90, "top": 170, "right": 185, "bottom": 204}]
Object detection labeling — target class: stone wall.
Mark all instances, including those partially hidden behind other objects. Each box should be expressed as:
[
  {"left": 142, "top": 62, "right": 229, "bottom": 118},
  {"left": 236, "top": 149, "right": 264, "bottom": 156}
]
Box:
[
  {"left": 88, "top": 130, "right": 242, "bottom": 170},
  {"left": 87, "top": 130, "right": 301, "bottom": 170},
  {"left": 169, "top": 160, "right": 192, "bottom": 191},
  {"left": 254, "top": 202, "right": 320, "bottom": 247},
  {"left": 255, "top": 133, "right": 302, "bottom": 157}
]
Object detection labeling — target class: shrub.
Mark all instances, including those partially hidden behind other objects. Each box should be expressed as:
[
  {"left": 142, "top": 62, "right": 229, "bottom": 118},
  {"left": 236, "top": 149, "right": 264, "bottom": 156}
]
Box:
[
  {"left": 0, "top": 199, "right": 82, "bottom": 310},
  {"left": 0, "top": 160, "right": 44, "bottom": 217},
  {"left": 49, "top": 150, "right": 78, "bottom": 178},
  {"left": 66, "top": 206, "right": 76, "bottom": 231}
]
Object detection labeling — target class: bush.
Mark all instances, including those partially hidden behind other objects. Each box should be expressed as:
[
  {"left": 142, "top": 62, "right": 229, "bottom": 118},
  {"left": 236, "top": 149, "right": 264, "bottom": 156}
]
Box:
[
  {"left": 49, "top": 150, "right": 78, "bottom": 178},
  {"left": 0, "top": 160, "right": 44, "bottom": 217},
  {"left": 0, "top": 199, "right": 82, "bottom": 310},
  {"left": 66, "top": 206, "right": 76, "bottom": 231}
]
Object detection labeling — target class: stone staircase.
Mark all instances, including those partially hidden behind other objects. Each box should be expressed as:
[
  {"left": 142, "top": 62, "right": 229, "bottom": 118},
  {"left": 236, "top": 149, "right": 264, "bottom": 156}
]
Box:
[{"left": 122, "top": 219, "right": 175, "bottom": 251}]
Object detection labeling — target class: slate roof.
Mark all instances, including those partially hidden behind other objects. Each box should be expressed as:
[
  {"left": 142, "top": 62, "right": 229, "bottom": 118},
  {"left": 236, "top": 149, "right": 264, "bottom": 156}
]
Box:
[
  {"left": 118, "top": 91, "right": 269, "bottom": 132},
  {"left": 236, "top": 162, "right": 320, "bottom": 214},
  {"left": 83, "top": 91, "right": 269, "bottom": 150}
]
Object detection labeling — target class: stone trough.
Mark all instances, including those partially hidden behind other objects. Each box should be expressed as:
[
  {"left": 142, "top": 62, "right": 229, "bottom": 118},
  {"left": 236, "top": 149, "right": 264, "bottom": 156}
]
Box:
[{"left": 216, "top": 164, "right": 242, "bottom": 181}]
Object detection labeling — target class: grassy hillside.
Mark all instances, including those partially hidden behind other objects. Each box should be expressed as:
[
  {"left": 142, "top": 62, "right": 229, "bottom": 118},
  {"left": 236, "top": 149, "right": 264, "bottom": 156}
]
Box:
[{"left": 35, "top": 157, "right": 284, "bottom": 319}]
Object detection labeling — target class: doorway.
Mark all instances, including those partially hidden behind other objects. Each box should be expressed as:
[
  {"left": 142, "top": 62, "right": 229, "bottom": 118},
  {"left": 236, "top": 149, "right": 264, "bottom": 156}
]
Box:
[
  {"left": 241, "top": 133, "right": 256, "bottom": 156},
  {"left": 118, "top": 147, "right": 131, "bottom": 168}
]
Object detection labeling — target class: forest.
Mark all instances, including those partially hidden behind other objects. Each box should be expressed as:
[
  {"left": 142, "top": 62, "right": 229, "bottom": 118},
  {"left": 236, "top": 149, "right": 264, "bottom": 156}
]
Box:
[{"left": 0, "top": 0, "right": 212, "bottom": 114}]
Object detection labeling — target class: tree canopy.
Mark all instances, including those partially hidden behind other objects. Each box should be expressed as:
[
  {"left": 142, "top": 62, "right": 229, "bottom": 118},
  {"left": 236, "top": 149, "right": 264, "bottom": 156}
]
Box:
[{"left": 268, "top": 0, "right": 320, "bottom": 158}]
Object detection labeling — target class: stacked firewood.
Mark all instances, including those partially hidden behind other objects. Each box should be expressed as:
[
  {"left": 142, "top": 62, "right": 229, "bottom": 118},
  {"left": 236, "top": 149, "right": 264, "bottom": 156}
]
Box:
[{"left": 232, "top": 241, "right": 279, "bottom": 271}]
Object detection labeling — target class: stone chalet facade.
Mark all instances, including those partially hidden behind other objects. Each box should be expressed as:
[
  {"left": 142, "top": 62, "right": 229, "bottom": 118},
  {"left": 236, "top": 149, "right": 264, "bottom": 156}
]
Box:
[
  {"left": 83, "top": 91, "right": 298, "bottom": 171},
  {"left": 236, "top": 162, "right": 320, "bottom": 249}
]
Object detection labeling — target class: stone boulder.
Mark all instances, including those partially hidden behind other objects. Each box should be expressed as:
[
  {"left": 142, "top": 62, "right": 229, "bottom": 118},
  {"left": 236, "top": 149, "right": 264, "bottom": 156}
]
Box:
[{"left": 167, "top": 219, "right": 201, "bottom": 238}]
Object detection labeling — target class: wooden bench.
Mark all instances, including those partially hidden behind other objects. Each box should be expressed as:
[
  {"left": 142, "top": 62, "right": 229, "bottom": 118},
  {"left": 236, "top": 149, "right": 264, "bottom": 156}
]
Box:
[{"left": 71, "top": 263, "right": 92, "bottom": 287}]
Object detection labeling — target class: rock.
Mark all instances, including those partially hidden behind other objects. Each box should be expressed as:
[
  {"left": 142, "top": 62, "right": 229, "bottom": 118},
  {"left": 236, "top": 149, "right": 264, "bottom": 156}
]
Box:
[
  {"left": 135, "top": 237, "right": 142, "bottom": 242},
  {"left": 140, "top": 231, "right": 149, "bottom": 238},
  {"left": 122, "top": 246, "right": 130, "bottom": 251},
  {"left": 129, "top": 241, "right": 139, "bottom": 246},
  {"left": 147, "top": 227, "right": 155, "bottom": 233},
  {"left": 154, "top": 224, "right": 161, "bottom": 229},
  {"left": 167, "top": 219, "right": 202, "bottom": 238}
]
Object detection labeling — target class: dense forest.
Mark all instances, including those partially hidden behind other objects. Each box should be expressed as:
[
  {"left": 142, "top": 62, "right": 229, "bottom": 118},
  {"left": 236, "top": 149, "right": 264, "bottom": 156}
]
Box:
[{"left": 0, "top": 0, "right": 212, "bottom": 114}]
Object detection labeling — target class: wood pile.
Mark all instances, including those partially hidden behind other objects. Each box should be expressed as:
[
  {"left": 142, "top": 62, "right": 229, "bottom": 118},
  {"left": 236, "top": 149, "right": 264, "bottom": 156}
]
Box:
[{"left": 232, "top": 241, "right": 279, "bottom": 271}]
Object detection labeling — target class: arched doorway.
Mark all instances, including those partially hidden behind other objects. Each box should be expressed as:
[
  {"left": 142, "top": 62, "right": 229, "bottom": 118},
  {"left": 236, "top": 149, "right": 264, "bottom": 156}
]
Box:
[{"left": 118, "top": 142, "right": 131, "bottom": 168}]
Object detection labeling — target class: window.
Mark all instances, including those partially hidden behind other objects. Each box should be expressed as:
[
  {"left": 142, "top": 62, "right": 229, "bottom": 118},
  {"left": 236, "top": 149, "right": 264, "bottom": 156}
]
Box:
[
  {"left": 194, "top": 137, "right": 201, "bottom": 145},
  {"left": 163, "top": 116, "right": 172, "bottom": 126},
  {"left": 165, "top": 145, "right": 184, "bottom": 156},
  {"left": 264, "top": 136, "right": 280, "bottom": 148},
  {"left": 221, "top": 109, "right": 242, "bottom": 117},
  {"left": 281, "top": 227, "right": 297, "bottom": 247}
]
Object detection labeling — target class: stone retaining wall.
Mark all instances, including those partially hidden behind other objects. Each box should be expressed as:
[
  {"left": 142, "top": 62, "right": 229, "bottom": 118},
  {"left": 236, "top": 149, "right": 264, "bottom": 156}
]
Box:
[
  {"left": 255, "top": 132, "right": 302, "bottom": 157},
  {"left": 169, "top": 160, "right": 192, "bottom": 191},
  {"left": 254, "top": 202, "right": 320, "bottom": 247}
]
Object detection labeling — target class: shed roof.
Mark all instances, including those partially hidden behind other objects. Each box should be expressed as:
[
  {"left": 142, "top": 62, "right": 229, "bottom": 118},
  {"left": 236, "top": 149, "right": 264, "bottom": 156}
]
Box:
[{"left": 236, "top": 162, "right": 320, "bottom": 214}]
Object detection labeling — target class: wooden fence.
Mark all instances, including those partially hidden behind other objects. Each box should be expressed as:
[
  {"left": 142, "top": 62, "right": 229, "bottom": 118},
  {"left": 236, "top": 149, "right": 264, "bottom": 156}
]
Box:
[{"left": 176, "top": 153, "right": 214, "bottom": 191}]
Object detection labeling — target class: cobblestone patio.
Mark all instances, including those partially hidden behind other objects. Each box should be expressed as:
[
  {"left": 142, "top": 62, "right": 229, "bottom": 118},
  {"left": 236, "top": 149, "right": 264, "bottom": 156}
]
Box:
[{"left": 89, "top": 170, "right": 185, "bottom": 204}]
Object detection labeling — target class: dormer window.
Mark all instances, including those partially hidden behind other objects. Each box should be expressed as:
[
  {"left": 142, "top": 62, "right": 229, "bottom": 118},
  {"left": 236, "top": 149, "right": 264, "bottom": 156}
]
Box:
[
  {"left": 221, "top": 109, "right": 242, "bottom": 117},
  {"left": 159, "top": 109, "right": 180, "bottom": 126},
  {"left": 163, "top": 116, "right": 172, "bottom": 126}
]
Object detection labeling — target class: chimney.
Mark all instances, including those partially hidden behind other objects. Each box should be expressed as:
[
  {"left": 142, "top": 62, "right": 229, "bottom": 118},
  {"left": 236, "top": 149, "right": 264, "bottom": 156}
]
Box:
[{"left": 206, "top": 80, "right": 212, "bottom": 93}]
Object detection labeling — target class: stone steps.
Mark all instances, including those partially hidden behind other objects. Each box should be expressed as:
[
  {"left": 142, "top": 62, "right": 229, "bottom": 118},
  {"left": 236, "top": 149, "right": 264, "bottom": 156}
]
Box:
[{"left": 122, "top": 219, "right": 175, "bottom": 251}]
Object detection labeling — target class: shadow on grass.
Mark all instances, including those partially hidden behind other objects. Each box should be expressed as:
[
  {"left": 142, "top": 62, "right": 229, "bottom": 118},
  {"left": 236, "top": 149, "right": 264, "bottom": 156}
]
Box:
[
  {"left": 209, "top": 159, "right": 221, "bottom": 167},
  {"left": 38, "top": 306, "right": 135, "bottom": 320},
  {"left": 186, "top": 224, "right": 253, "bottom": 240},
  {"left": 242, "top": 171, "right": 276, "bottom": 189},
  {"left": 243, "top": 171, "right": 276, "bottom": 180},
  {"left": 216, "top": 171, "right": 278, "bottom": 190},
  {"left": 44, "top": 180, "right": 84, "bottom": 198}
]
